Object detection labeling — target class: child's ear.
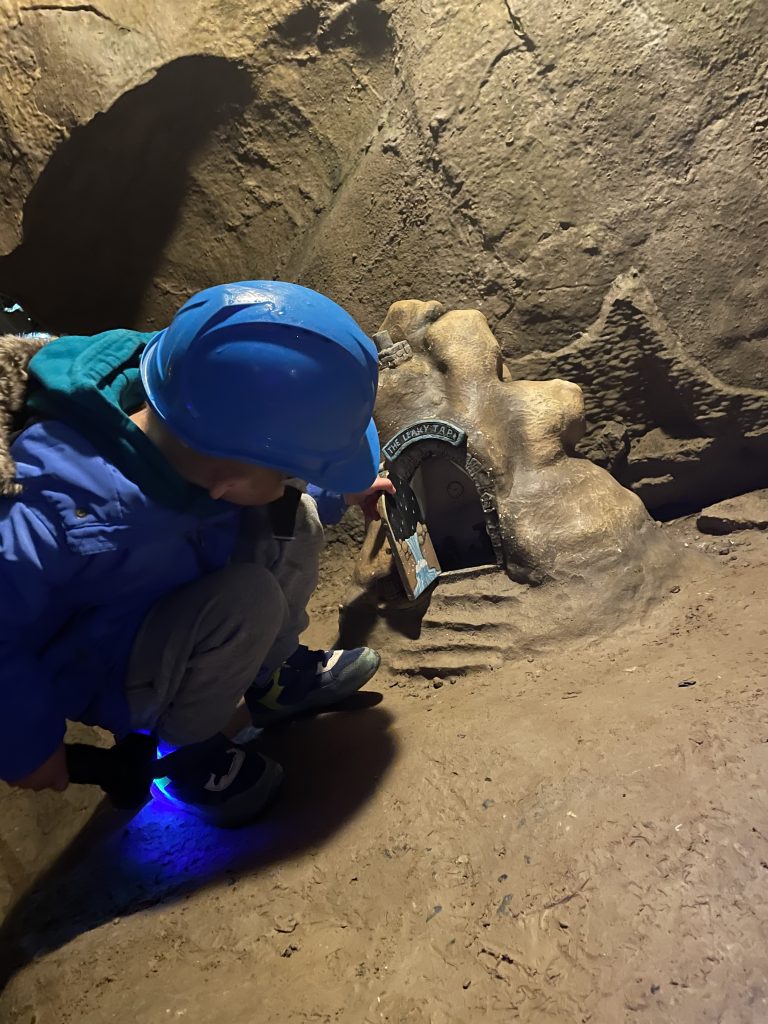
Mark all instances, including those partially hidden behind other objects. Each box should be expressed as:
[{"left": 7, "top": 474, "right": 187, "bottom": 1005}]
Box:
[{"left": 208, "top": 480, "right": 233, "bottom": 501}]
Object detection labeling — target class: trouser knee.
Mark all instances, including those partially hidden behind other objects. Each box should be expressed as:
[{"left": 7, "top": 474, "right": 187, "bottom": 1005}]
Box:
[
  {"left": 203, "top": 563, "right": 288, "bottom": 640},
  {"left": 125, "top": 563, "right": 289, "bottom": 745}
]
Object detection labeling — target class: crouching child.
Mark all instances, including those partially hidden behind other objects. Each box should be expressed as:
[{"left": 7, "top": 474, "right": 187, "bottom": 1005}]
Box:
[{"left": 0, "top": 281, "right": 394, "bottom": 826}]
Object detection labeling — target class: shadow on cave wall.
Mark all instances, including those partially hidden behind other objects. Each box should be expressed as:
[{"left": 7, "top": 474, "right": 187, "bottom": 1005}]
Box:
[{"left": 0, "top": 55, "right": 253, "bottom": 335}]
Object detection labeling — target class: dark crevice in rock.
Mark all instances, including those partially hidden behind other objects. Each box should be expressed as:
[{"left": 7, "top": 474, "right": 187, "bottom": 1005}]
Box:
[
  {"left": 319, "top": 0, "right": 394, "bottom": 57},
  {"left": 508, "top": 271, "right": 768, "bottom": 512},
  {"left": 479, "top": 45, "right": 518, "bottom": 91},
  {"left": 19, "top": 3, "right": 116, "bottom": 22},
  {"left": 275, "top": 3, "right": 322, "bottom": 44},
  {"left": 502, "top": 2, "right": 536, "bottom": 51}
]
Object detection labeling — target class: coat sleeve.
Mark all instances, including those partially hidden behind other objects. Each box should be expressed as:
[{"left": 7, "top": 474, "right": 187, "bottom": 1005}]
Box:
[
  {"left": 305, "top": 485, "right": 347, "bottom": 526},
  {"left": 0, "top": 497, "right": 78, "bottom": 781}
]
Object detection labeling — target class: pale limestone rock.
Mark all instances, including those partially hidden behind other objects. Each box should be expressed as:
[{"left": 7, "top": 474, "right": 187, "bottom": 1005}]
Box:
[
  {"left": 362, "top": 298, "right": 671, "bottom": 589},
  {"left": 342, "top": 300, "right": 685, "bottom": 674},
  {"left": 1, "top": 1, "right": 768, "bottom": 511},
  {"left": 697, "top": 490, "right": 768, "bottom": 535}
]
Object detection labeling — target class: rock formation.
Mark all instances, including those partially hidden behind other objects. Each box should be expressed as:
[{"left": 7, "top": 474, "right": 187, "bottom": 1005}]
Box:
[
  {"left": 1, "top": 0, "right": 768, "bottom": 509},
  {"left": 506, "top": 270, "right": 768, "bottom": 513},
  {"left": 341, "top": 299, "right": 684, "bottom": 674}
]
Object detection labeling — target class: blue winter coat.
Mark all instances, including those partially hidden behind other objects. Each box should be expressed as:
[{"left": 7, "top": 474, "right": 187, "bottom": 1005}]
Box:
[{"left": 0, "top": 330, "right": 345, "bottom": 781}]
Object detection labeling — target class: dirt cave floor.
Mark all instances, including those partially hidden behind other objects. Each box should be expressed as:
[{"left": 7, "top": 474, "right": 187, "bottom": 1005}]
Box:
[{"left": 1, "top": 520, "right": 767, "bottom": 1023}]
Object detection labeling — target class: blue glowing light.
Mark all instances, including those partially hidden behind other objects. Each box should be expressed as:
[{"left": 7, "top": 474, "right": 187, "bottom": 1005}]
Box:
[
  {"left": 150, "top": 738, "right": 181, "bottom": 809},
  {"left": 113, "top": 739, "right": 283, "bottom": 895}
]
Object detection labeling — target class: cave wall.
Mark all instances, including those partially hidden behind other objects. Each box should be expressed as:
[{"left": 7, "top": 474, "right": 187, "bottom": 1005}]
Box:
[{"left": 1, "top": 0, "right": 767, "bottom": 508}]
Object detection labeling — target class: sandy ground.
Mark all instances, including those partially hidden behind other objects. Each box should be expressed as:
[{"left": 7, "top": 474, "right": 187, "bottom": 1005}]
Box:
[{"left": 1, "top": 521, "right": 767, "bottom": 1023}]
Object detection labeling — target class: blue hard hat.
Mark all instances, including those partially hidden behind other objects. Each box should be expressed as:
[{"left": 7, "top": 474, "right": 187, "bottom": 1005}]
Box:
[{"left": 140, "top": 281, "right": 380, "bottom": 492}]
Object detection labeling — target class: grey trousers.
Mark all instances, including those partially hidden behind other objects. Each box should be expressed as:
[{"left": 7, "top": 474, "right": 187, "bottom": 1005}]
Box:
[{"left": 125, "top": 494, "right": 323, "bottom": 746}]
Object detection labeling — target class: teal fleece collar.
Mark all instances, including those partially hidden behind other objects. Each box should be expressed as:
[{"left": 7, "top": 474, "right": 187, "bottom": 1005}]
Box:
[{"left": 27, "top": 329, "right": 225, "bottom": 515}]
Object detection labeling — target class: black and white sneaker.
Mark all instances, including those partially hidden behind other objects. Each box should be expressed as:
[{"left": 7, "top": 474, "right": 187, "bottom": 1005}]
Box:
[
  {"left": 151, "top": 733, "right": 283, "bottom": 828},
  {"left": 247, "top": 645, "right": 381, "bottom": 727}
]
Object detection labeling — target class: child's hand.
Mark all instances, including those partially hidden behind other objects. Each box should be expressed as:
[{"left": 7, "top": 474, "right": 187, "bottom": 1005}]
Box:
[
  {"left": 11, "top": 744, "right": 69, "bottom": 792},
  {"left": 344, "top": 476, "right": 397, "bottom": 521}
]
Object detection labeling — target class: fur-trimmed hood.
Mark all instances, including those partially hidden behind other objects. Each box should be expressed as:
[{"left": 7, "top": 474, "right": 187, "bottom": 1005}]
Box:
[
  {"left": 0, "top": 333, "right": 54, "bottom": 495},
  {"left": 1, "top": 328, "right": 228, "bottom": 514}
]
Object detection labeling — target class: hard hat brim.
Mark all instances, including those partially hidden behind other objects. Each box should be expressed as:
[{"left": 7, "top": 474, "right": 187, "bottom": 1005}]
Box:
[
  {"left": 315, "top": 416, "right": 380, "bottom": 494},
  {"left": 141, "top": 330, "right": 381, "bottom": 493}
]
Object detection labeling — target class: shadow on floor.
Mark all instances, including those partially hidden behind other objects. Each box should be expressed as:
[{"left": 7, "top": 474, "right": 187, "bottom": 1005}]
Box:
[
  {"left": 0, "top": 698, "right": 396, "bottom": 989},
  {"left": 337, "top": 586, "right": 434, "bottom": 648}
]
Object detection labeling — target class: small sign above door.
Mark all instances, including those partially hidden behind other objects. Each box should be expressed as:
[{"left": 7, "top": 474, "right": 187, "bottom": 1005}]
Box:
[{"left": 382, "top": 420, "right": 467, "bottom": 462}]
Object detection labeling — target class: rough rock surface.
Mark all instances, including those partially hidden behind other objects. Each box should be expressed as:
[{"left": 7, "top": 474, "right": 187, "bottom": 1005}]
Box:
[
  {"left": 697, "top": 488, "right": 768, "bottom": 534},
  {"left": 506, "top": 270, "right": 768, "bottom": 512},
  {"left": 1, "top": 0, "right": 768, "bottom": 507},
  {"left": 0, "top": 721, "right": 106, "bottom": 923},
  {"left": 3, "top": 528, "right": 768, "bottom": 1023},
  {"left": 369, "top": 296, "right": 674, "bottom": 585},
  {"left": 340, "top": 298, "right": 684, "bottom": 674},
  {"left": 1, "top": 5, "right": 768, "bottom": 1013}
]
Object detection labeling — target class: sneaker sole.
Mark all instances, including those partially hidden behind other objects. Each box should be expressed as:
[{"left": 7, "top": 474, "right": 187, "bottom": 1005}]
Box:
[
  {"left": 150, "top": 759, "right": 284, "bottom": 828},
  {"left": 250, "top": 651, "right": 382, "bottom": 729}
]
